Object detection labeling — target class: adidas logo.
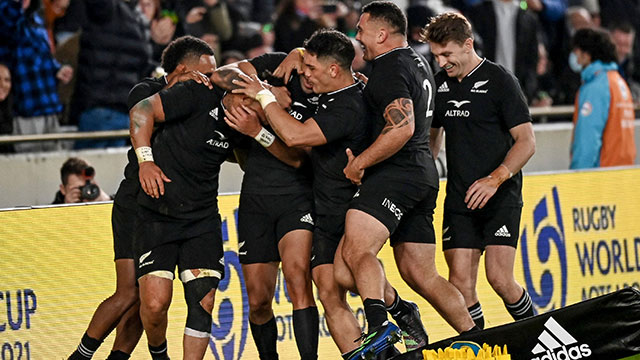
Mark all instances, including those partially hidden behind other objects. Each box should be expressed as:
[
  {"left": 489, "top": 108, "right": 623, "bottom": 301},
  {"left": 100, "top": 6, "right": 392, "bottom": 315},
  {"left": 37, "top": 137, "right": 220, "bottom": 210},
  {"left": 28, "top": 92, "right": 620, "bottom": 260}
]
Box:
[
  {"left": 300, "top": 213, "right": 314, "bottom": 225},
  {"left": 209, "top": 108, "right": 219, "bottom": 120},
  {"left": 437, "top": 82, "right": 449, "bottom": 93},
  {"left": 531, "top": 317, "right": 592, "bottom": 360},
  {"left": 494, "top": 225, "right": 511, "bottom": 237}
]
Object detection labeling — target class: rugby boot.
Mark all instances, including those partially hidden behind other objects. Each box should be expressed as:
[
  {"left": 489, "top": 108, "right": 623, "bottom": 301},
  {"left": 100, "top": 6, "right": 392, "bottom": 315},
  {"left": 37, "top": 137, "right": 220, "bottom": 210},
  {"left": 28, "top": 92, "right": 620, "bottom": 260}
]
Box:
[
  {"left": 346, "top": 321, "right": 402, "bottom": 360},
  {"left": 391, "top": 300, "right": 428, "bottom": 351},
  {"left": 376, "top": 345, "right": 402, "bottom": 359}
]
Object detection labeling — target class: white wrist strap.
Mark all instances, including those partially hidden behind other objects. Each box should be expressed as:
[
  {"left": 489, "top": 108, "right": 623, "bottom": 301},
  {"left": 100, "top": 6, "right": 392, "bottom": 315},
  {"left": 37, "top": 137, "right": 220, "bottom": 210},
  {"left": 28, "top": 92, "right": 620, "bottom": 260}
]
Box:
[
  {"left": 256, "top": 89, "right": 277, "bottom": 109},
  {"left": 135, "top": 146, "right": 154, "bottom": 163},
  {"left": 500, "top": 164, "right": 513, "bottom": 178},
  {"left": 254, "top": 127, "right": 275, "bottom": 147}
]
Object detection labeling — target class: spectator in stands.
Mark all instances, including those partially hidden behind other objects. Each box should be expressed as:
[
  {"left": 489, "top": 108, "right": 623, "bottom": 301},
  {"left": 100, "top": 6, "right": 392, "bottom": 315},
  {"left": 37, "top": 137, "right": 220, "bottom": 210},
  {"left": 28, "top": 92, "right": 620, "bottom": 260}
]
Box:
[
  {"left": 139, "top": 0, "right": 178, "bottom": 63},
  {"left": 72, "top": 0, "right": 152, "bottom": 149},
  {"left": 42, "top": 0, "right": 70, "bottom": 51},
  {"left": 610, "top": 23, "right": 640, "bottom": 102},
  {"left": 178, "top": 0, "right": 233, "bottom": 51},
  {"left": 407, "top": 5, "right": 436, "bottom": 63},
  {"left": 52, "top": 157, "right": 111, "bottom": 204},
  {"left": 598, "top": 1, "right": 640, "bottom": 95},
  {"left": 531, "top": 43, "right": 555, "bottom": 108},
  {"left": 0, "top": 63, "right": 13, "bottom": 153},
  {"left": 467, "top": 0, "right": 541, "bottom": 103},
  {"left": 549, "top": 6, "right": 595, "bottom": 106},
  {"left": 0, "top": 0, "right": 73, "bottom": 153},
  {"left": 569, "top": 28, "right": 636, "bottom": 169},
  {"left": 226, "top": 0, "right": 275, "bottom": 24},
  {"left": 274, "top": 0, "right": 323, "bottom": 53}
]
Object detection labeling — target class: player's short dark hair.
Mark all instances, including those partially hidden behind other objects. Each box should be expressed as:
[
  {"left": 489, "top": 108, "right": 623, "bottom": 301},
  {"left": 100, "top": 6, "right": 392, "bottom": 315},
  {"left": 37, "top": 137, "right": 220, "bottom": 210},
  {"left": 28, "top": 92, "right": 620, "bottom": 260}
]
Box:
[
  {"left": 362, "top": 1, "right": 407, "bottom": 36},
  {"left": 303, "top": 29, "right": 355, "bottom": 71},
  {"left": 571, "top": 28, "right": 617, "bottom": 64},
  {"left": 60, "top": 157, "right": 92, "bottom": 185},
  {"left": 421, "top": 12, "right": 474, "bottom": 45},
  {"left": 161, "top": 36, "right": 214, "bottom": 74}
]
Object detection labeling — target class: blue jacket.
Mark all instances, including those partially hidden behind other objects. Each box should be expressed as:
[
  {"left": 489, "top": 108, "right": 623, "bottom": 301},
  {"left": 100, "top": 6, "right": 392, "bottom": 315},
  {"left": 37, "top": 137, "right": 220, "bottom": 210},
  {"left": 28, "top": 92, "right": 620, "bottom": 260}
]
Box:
[
  {"left": 571, "top": 61, "right": 636, "bottom": 169},
  {"left": 0, "top": 1, "right": 62, "bottom": 117}
]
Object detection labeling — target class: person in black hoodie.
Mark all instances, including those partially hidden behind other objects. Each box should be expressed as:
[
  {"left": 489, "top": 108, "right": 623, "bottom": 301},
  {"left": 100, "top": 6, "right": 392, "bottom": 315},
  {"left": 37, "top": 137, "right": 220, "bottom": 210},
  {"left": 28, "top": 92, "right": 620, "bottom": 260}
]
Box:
[{"left": 72, "top": 0, "right": 153, "bottom": 149}]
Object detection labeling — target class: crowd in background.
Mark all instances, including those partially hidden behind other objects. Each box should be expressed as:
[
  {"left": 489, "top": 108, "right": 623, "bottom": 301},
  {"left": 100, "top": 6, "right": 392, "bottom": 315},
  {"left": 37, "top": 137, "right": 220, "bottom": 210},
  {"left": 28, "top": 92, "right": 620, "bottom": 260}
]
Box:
[{"left": 1, "top": 0, "right": 640, "bottom": 153}]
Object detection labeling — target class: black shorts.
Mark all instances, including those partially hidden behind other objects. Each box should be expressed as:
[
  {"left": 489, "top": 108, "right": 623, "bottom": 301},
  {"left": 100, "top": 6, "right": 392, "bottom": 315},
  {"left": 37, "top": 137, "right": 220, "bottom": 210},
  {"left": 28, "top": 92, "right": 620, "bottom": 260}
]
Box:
[
  {"left": 238, "top": 192, "right": 314, "bottom": 264},
  {"left": 349, "top": 172, "right": 437, "bottom": 246},
  {"left": 112, "top": 202, "right": 137, "bottom": 260},
  {"left": 441, "top": 206, "right": 522, "bottom": 251},
  {"left": 134, "top": 215, "right": 225, "bottom": 281},
  {"left": 311, "top": 214, "right": 345, "bottom": 269}
]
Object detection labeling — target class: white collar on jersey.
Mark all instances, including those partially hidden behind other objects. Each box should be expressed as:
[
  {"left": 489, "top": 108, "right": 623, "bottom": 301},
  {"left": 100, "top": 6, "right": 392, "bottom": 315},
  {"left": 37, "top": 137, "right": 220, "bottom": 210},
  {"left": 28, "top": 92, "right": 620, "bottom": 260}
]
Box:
[
  {"left": 465, "top": 58, "right": 487, "bottom": 79},
  {"left": 373, "top": 46, "right": 411, "bottom": 61},
  {"left": 325, "top": 81, "right": 359, "bottom": 96}
]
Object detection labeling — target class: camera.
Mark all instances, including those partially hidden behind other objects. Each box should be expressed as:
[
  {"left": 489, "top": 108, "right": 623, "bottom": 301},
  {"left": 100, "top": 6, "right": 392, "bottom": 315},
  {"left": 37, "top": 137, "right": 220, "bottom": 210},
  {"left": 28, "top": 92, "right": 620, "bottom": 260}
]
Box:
[{"left": 79, "top": 166, "right": 100, "bottom": 201}]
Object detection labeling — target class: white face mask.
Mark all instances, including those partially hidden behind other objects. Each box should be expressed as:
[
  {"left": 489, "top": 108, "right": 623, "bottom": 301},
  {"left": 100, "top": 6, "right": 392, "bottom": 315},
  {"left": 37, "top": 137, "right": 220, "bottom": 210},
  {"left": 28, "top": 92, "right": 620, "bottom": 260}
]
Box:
[{"left": 569, "top": 51, "right": 583, "bottom": 73}]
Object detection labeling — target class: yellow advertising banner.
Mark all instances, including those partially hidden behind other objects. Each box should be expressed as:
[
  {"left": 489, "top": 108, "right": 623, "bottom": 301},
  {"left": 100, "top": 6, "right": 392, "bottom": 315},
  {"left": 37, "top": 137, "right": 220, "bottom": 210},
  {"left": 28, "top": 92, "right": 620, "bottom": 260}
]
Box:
[{"left": 1, "top": 168, "right": 639, "bottom": 359}]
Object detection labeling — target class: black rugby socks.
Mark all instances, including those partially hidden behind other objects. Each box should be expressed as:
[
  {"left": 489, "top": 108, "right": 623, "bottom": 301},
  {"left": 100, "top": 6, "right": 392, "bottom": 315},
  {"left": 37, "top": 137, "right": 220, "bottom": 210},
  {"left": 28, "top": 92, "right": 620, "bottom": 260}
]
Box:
[
  {"left": 148, "top": 340, "right": 170, "bottom": 360},
  {"left": 250, "top": 317, "right": 279, "bottom": 360},
  {"left": 468, "top": 302, "right": 485, "bottom": 330},
  {"left": 363, "top": 298, "right": 388, "bottom": 330},
  {"left": 68, "top": 332, "right": 103, "bottom": 359},
  {"left": 293, "top": 307, "right": 319, "bottom": 360},
  {"left": 105, "top": 350, "right": 130, "bottom": 360},
  {"left": 505, "top": 289, "right": 534, "bottom": 320},
  {"left": 385, "top": 289, "right": 412, "bottom": 318}
]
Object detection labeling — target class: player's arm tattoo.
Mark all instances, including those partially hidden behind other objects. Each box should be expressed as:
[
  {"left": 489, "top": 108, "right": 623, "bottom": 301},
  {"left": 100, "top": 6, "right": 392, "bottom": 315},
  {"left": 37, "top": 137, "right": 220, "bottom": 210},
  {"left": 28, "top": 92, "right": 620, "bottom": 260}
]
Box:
[
  {"left": 210, "top": 68, "right": 243, "bottom": 91},
  {"left": 382, "top": 98, "right": 414, "bottom": 134},
  {"left": 130, "top": 98, "right": 154, "bottom": 131}
]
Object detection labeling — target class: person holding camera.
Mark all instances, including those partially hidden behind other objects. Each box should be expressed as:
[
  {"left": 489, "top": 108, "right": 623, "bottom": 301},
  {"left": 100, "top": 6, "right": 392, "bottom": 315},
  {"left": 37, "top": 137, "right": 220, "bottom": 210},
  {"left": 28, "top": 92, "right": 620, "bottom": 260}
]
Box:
[{"left": 52, "top": 157, "right": 111, "bottom": 204}]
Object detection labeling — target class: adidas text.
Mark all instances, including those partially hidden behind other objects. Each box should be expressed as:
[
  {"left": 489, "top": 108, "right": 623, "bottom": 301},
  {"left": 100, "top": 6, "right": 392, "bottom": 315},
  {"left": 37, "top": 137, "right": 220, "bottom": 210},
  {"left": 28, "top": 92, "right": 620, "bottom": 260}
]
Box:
[
  {"left": 531, "top": 317, "right": 592, "bottom": 360},
  {"left": 531, "top": 345, "right": 592, "bottom": 360}
]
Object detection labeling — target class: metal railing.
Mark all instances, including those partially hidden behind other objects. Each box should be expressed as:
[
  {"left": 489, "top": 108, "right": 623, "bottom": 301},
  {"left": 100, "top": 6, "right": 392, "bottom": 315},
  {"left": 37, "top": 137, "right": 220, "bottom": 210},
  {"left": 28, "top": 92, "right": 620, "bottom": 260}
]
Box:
[{"left": 0, "top": 105, "right": 635, "bottom": 145}]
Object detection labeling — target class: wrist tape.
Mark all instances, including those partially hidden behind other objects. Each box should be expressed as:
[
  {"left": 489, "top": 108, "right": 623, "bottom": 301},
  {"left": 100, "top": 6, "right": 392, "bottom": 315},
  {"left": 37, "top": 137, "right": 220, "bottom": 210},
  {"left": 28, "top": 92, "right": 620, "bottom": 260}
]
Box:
[
  {"left": 254, "top": 127, "right": 275, "bottom": 147},
  {"left": 135, "top": 146, "right": 154, "bottom": 163},
  {"left": 256, "top": 89, "right": 277, "bottom": 109}
]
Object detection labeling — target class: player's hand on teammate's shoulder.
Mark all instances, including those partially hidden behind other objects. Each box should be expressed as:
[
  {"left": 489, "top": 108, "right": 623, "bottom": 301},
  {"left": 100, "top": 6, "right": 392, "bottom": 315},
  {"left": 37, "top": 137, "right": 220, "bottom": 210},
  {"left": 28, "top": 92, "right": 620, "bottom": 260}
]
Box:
[
  {"left": 273, "top": 48, "right": 305, "bottom": 84},
  {"left": 354, "top": 72, "right": 368, "bottom": 84},
  {"left": 139, "top": 162, "right": 172, "bottom": 199},
  {"left": 168, "top": 70, "right": 212, "bottom": 89}
]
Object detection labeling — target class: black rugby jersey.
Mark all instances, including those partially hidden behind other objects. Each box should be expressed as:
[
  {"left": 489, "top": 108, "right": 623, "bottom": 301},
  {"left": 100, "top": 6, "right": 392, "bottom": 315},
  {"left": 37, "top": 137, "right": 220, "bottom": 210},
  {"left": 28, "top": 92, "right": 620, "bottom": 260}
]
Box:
[
  {"left": 363, "top": 47, "right": 439, "bottom": 189},
  {"left": 240, "top": 53, "right": 317, "bottom": 195},
  {"left": 311, "top": 81, "right": 370, "bottom": 215},
  {"left": 432, "top": 59, "right": 531, "bottom": 212},
  {"left": 136, "top": 80, "right": 239, "bottom": 222},
  {"left": 114, "top": 77, "right": 167, "bottom": 210}
]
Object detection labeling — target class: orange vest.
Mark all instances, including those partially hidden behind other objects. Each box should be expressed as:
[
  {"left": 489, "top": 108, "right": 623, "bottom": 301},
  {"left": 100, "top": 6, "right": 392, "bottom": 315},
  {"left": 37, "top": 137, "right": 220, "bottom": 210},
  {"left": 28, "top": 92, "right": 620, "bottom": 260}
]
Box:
[{"left": 573, "top": 71, "right": 636, "bottom": 167}]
